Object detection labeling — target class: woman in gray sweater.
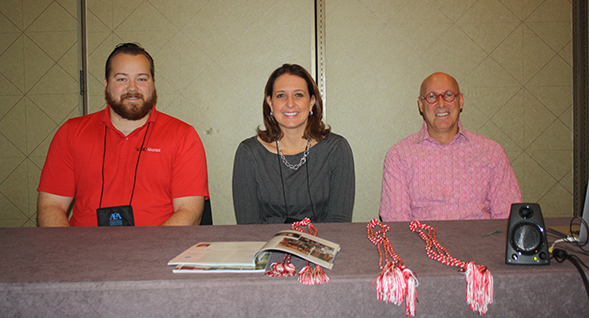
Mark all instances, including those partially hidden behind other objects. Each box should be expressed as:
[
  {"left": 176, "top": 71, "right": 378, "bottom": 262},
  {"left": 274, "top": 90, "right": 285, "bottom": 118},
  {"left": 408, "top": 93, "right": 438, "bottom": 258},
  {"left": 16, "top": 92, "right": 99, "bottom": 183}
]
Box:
[{"left": 232, "top": 64, "right": 355, "bottom": 224}]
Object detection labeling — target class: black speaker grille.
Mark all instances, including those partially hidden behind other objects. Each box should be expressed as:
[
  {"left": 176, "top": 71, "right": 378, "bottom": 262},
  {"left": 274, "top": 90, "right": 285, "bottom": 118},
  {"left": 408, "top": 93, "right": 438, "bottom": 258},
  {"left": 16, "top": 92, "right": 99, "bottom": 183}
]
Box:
[{"left": 512, "top": 223, "right": 542, "bottom": 253}]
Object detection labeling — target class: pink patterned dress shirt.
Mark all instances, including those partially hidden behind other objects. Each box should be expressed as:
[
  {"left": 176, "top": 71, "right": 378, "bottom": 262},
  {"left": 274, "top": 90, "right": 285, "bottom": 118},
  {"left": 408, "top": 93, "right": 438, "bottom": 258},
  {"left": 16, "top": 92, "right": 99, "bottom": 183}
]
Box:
[{"left": 379, "top": 121, "right": 522, "bottom": 221}]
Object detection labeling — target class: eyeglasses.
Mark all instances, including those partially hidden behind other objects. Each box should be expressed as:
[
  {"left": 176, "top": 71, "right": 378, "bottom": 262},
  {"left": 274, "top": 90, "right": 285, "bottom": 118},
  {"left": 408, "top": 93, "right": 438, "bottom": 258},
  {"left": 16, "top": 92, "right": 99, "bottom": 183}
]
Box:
[{"left": 420, "top": 90, "right": 459, "bottom": 104}]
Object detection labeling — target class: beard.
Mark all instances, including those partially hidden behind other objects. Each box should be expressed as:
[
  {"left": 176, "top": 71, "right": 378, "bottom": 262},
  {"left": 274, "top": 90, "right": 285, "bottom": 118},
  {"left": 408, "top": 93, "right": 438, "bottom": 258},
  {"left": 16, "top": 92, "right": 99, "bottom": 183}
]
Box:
[{"left": 105, "top": 91, "right": 157, "bottom": 121}]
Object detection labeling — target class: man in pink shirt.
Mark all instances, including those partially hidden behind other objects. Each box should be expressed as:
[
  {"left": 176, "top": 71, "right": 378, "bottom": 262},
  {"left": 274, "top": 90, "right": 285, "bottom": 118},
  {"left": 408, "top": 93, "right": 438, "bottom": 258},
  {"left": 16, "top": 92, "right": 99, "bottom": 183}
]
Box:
[{"left": 379, "top": 72, "right": 521, "bottom": 221}]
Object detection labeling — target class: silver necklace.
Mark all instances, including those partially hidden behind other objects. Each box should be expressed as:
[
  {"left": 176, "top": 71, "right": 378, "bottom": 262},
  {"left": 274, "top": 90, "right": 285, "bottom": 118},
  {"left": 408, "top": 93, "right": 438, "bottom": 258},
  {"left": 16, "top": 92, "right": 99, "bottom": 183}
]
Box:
[{"left": 276, "top": 139, "right": 312, "bottom": 170}]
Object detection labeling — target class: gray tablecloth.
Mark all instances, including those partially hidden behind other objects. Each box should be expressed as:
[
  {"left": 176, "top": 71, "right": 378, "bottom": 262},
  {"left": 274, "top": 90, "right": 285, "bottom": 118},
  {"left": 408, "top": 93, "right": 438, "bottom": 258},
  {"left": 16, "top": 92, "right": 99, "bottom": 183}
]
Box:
[{"left": 1, "top": 219, "right": 587, "bottom": 317}]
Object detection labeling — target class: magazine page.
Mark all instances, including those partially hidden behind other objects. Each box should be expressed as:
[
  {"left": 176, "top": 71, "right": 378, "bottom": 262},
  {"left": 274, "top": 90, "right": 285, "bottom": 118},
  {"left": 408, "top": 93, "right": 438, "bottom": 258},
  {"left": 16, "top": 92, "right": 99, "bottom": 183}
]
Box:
[
  {"left": 172, "top": 261, "right": 267, "bottom": 273},
  {"left": 168, "top": 241, "right": 267, "bottom": 269},
  {"left": 255, "top": 230, "right": 341, "bottom": 269}
]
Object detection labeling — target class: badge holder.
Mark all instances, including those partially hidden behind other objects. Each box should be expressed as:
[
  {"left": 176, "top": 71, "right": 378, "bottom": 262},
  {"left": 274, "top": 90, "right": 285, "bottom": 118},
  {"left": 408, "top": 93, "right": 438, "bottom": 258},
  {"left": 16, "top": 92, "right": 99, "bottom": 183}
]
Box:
[{"left": 97, "top": 205, "right": 135, "bottom": 226}]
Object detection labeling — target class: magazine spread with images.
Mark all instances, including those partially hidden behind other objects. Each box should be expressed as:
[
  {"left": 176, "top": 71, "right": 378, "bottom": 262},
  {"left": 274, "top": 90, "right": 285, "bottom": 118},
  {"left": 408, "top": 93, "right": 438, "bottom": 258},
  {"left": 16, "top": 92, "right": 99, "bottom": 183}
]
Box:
[{"left": 168, "top": 230, "right": 341, "bottom": 273}]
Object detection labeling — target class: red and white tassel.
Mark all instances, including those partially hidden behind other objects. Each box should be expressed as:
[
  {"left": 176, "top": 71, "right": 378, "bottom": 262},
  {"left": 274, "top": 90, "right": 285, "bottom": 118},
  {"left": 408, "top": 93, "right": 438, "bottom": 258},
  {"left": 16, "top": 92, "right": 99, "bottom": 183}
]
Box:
[
  {"left": 298, "top": 263, "right": 313, "bottom": 284},
  {"left": 373, "top": 262, "right": 405, "bottom": 305},
  {"left": 298, "top": 262, "right": 330, "bottom": 285},
  {"left": 464, "top": 262, "right": 494, "bottom": 314},
  {"left": 368, "top": 219, "right": 418, "bottom": 316},
  {"left": 402, "top": 267, "right": 418, "bottom": 317},
  {"left": 266, "top": 254, "right": 296, "bottom": 277},
  {"left": 372, "top": 264, "right": 418, "bottom": 316},
  {"left": 312, "top": 264, "right": 330, "bottom": 284}
]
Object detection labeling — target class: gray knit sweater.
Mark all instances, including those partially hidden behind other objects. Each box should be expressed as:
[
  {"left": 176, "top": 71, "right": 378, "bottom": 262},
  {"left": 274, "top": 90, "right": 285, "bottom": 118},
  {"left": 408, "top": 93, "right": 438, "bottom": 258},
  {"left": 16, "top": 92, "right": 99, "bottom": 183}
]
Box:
[{"left": 232, "top": 133, "right": 355, "bottom": 224}]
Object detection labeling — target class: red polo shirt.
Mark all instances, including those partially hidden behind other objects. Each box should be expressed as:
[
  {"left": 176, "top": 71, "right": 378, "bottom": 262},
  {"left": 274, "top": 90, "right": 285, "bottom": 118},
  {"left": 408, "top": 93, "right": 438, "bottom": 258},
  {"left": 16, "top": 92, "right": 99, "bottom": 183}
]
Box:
[{"left": 38, "top": 106, "right": 209, "bottom": 226}]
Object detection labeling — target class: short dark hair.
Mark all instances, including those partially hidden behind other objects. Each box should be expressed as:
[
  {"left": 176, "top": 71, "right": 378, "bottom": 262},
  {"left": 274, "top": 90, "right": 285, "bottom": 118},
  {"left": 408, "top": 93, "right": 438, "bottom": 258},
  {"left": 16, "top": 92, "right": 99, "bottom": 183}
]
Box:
[
  {"left": 257, "top": 64, "right": 330, "bottom": 142},
  {"left": 105, "top": 43, "right": 155, "bottom": 80}
]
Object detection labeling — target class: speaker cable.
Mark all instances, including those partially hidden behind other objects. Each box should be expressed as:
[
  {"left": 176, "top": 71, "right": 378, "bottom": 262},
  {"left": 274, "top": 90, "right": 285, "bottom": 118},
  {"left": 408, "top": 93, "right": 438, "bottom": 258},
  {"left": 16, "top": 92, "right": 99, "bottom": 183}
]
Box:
[{"left": 552, "top": 248, "right": 589, "bottom": 300}]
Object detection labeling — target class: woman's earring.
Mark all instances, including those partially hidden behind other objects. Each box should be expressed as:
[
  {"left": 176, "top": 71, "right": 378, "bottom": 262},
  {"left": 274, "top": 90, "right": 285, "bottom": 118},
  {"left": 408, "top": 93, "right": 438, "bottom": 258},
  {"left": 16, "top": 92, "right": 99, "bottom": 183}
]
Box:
[
  {"left": 310, "top": 110, "right": 314, "bottom": 116},
  {"left": 270, "top": 112, "right": 274, "bottom": 116}
]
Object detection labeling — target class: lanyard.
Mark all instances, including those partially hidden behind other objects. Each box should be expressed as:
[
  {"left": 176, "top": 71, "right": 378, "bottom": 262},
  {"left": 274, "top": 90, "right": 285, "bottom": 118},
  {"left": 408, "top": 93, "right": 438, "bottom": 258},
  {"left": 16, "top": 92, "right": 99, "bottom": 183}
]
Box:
[{"left": 98, "top": 122, "right": 151, "bottom": 208}]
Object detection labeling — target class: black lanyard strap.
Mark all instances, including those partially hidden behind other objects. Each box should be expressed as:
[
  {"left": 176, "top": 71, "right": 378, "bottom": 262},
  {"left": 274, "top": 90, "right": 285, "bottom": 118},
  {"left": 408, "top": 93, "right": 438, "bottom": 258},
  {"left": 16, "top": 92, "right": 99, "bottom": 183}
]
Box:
[{"left": 98, "top": 122, "right": 151, "bottom": 208}]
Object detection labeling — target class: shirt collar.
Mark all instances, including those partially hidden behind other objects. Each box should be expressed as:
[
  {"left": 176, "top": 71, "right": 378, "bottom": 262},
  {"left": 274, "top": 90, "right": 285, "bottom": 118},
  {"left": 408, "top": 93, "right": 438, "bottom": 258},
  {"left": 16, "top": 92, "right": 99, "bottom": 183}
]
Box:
[{"left": 417, "top": 120, "right": 469, "bottom": 145}]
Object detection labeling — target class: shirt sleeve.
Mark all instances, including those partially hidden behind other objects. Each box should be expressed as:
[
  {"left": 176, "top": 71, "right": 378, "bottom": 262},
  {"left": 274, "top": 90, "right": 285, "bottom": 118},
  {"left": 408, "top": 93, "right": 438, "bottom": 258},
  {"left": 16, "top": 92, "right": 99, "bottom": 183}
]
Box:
[
  {"left": 379, "top": 147, "right": 412, "bottom": 221},
  {"left": 171, "top": 127, "right": 209, "bottom": 199},
  {"left": 37, "top": 121, "right": 76, "bottom": 196},
  {"left": 232, "top": 142, "right": 262, "bottom": 224},
  {"left": 325, "top": 137, "right": 355, "bottom": 222},
  {"left": 488, "top": 143, "right": 522, "bottom": 218}
]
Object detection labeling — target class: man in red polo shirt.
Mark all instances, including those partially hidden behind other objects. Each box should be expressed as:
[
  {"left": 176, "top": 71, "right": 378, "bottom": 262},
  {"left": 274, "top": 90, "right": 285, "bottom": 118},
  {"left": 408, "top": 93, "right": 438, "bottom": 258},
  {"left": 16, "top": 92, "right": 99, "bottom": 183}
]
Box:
[{"left": 37, "top": 43, "right": 209, "bottom": 227}]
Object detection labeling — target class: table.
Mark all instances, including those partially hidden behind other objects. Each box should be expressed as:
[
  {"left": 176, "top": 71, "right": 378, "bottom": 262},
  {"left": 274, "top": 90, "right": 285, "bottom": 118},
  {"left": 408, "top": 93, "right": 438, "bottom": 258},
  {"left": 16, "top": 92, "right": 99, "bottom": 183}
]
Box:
[{"left": 1, "top": 219, "right": 587, "bottom": 317}]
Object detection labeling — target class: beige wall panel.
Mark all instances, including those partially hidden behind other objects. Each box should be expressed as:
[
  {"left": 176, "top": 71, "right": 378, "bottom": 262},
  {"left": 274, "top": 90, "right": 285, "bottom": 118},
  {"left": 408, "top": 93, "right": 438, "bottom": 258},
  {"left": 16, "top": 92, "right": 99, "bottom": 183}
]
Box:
[
  {"left": 325, "top": 0, "right": 573, "bottom": 222},
  {"left": 86, "top": 0, "right": 315, "bottom": 224},
  {"left": 0, "top": 0, "right": 574, "bottom": 227},
  {"left": 0, "top": 0, "right": 80, "bottom": 227}
]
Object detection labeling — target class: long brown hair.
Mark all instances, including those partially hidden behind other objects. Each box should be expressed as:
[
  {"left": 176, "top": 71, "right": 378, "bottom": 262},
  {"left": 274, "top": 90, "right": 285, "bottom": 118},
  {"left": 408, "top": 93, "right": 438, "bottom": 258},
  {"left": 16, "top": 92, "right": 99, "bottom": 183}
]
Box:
[{"left": 257, "top": 64, "right": 330, "bottom": 142}]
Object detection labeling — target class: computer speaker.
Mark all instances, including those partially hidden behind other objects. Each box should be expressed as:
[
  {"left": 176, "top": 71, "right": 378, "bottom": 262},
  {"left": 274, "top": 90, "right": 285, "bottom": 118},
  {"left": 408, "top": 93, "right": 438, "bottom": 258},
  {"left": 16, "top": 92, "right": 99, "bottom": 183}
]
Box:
[{"left": 505, "top": 203, "right": 550, "bottom": 265}]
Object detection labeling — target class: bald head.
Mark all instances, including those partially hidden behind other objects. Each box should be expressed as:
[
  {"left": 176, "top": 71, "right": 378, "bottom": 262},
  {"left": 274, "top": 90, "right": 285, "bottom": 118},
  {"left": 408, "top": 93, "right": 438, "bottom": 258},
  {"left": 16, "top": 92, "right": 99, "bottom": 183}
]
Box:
[
  {"left": 420, "top": 72, "right": 460, "bottom": 97},
  {"left": 417, "top": 72, "right": 464, "bottom": 145}
]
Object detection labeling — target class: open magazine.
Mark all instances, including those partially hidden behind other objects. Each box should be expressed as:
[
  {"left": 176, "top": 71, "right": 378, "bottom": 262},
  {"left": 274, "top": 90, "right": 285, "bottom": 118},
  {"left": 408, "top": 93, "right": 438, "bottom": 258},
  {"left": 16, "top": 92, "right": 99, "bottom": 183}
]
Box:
[{"left": 168, "top": 230, "right": 341, "bottom": 273}]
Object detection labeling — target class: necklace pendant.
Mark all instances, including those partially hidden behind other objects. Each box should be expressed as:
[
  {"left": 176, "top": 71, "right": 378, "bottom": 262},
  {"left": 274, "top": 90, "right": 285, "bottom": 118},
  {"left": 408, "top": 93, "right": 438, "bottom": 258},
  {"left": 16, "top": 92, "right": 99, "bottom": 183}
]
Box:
[{"left": 276, "top": 139, "right": 312, "bottom": 170}]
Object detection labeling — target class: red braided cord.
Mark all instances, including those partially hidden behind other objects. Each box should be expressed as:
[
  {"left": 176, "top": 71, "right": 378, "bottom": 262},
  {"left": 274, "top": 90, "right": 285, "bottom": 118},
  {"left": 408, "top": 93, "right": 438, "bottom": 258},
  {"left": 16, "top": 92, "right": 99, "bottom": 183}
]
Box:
[
  {"left": 367, "top": 219, "right": 403, "bottom": 268},
  {"left": 290, "top": 218, "right": 329, "bottom": 285},
  {"left": 409, "top": 220, "right": 494, "bottom": 314},
  {"left": 367, "top": 219, "right": 418, "bottom": 316},
  {"left": 409, "top": 221, "right": 466, "bottom": 269},
  {"left": 292, "top": 217, "right": 317, "bottom": 236}
]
